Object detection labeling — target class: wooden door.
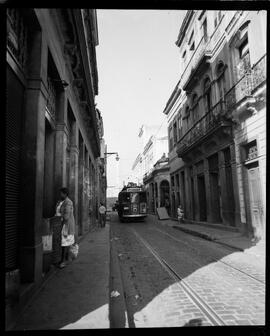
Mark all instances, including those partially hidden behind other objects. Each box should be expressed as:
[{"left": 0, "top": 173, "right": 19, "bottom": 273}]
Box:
[
  {"left": 247, "top": 163, "right": 264, "bottom": 240},
  {"left": 198, "top": 175, "right": 207, "bottom": 221},
  {"left": 210, "top": 172, "right": 222, "bottom": 223},
  {"left": 190, "top": 177, "right": 195, "bottom": 220}
]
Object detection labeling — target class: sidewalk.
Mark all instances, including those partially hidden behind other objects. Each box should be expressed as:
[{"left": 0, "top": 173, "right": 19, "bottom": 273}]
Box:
[
  {"left": 149, "top": 215, "right": 265, "bottom": 259},
  {"left": 13, "top": 224, "right": 110, "bottom": 330}
]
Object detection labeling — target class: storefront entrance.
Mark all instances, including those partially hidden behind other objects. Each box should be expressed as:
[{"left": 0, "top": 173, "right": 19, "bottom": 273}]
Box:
[
  {"left": 197, "top": 174, "right": 207, "bottom": 221},
  {"left": 246, "top": 162, "right": 264, "bottom": 240}
]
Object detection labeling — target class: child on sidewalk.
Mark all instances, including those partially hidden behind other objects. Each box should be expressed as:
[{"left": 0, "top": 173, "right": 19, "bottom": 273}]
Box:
[{"left": 177, "top": 205, "right": 184, "bottom": 224}]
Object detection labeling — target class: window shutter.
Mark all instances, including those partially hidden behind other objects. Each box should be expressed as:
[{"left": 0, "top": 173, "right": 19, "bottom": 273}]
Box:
[{"left": 6, "top": 66, "right": 24, "bottom": 271}]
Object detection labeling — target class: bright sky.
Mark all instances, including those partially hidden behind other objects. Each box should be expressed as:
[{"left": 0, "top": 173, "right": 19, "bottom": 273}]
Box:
[{"left": 95, "top": 10, "right": 186, "bottom": 196}]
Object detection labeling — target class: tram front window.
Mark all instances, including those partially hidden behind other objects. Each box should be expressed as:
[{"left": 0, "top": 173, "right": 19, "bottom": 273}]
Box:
[{"left": 130, "top": 193, "right": 139, "bottom": 203}]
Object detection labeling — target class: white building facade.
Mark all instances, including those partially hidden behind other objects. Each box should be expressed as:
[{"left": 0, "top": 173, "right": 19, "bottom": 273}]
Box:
[
  {"left": 163, "top": 10, "right": 266, "bottom": 241},
  {"left": 131, "top": 124, "right": 168, "bottom": 184}
]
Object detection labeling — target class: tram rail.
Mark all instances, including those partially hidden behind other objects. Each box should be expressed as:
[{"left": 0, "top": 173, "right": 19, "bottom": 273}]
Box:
[
  {"left": 152, "top": 227, "right": 265, "bottom": 285},
  {"left": 131, "top": 228, "right": 227, "bottom": 326}
]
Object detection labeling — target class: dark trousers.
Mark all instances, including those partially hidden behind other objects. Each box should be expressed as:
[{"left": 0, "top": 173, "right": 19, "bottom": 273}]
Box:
[
  {"left": 100, "top": 214, "right": 106, "bottom": 227},
  {"left": 61, "top": 246, "right": 70, "bottom": 263}
]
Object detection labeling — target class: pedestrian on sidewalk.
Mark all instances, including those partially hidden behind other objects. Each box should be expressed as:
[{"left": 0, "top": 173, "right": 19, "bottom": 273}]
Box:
[
  {"left": 165, "top": 197, "right": 170, "bottom": 216},
  {"left": 55, "top": 187, "right": 75, "bottom": 268},
  {"left": 177, "top": 204, "right": 184, "bottom": 224},
  {"left": 99, "top": 203, "right": 107, "bottom": 228}
]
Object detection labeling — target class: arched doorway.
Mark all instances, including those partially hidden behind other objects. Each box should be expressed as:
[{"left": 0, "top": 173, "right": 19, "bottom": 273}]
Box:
[{"left": 160, "top": 180, "right": 170, "bottom": 214}]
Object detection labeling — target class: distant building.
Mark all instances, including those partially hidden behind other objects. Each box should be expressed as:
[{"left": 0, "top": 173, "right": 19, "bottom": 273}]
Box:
[
  {"left": 163, "top": 10, "right": 266, "bottom": 241},
  {"left": 6, "top": 8, "right": 103, "bottom": 329},
  {"left": 143, "top": 154, "right": 170, "bottom": 214},
  {"left": 131, "top": 124, "right": 168, "bottom": 184},
  {"left": 96, "top": 109, "right": 107, "bottom": 209}
]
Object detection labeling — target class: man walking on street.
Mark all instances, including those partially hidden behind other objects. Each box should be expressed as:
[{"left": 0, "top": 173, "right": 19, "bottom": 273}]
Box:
[{"left": 99, "top": 203, "right": 107, "bottom": 228}]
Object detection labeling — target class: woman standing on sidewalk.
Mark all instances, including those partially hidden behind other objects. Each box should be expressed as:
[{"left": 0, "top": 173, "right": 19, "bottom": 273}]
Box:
[{"left": 55, "top": 188, "right": 75, "bottom": 268}]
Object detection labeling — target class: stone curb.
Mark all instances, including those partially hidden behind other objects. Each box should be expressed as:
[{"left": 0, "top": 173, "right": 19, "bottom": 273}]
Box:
[
  {"left": 109, "top": 227, "right": 129, "bottom": 328},
  {"left": 172, "top": 225, "right": 244, "bottom": 252}
]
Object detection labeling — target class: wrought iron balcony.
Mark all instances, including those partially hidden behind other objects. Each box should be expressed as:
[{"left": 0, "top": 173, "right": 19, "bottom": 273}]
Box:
[
  {"left": 176, "top": 100, "right": 232, "bottom": 157},
  {"left": 226, "top": 54, "right": 266, "bottom": 113},
  {"left": 251, "top": 54, "right": 266, "bottom": 90},
  {"left": 46, "top": 77, "right": 56, "bottom": 119},
  {"left": 7, "top": 9, "right": 28, "bottom": 72},
  {"left": 176, "top": 54, "right": 266, "bottom": 158}
]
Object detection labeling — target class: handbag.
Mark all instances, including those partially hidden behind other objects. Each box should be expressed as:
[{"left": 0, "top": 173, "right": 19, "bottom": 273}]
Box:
[{"left": 69, "top": 244, "right": 79, "bottom": 260}]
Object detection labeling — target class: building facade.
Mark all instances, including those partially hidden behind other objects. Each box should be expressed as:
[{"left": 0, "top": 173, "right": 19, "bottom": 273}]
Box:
[
  {"left": 163, "top": 10, "right": 266, "bottom": 240},
  {"left": 131, "top": 124, "right": 168, "bottom": 184},
  {"left": 143, "top": 154, "right": 170, "bottom": 215},
  {"left": 6, "top": 8, "right": 103, "bottom": 328},
  {"left": 95, "top": 109, "right": 107, "bottom": 214}
]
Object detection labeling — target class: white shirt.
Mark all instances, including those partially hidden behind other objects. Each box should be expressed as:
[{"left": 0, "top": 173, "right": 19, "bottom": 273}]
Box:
[
  {"left": 99, "top": 205, "right": 106, "bottom": 214},
  {"left": 56, "top": 201, "right": 64, "bottom": 216},
  {"left": 177, "top": 207, "right": 184, "bottom": 216}
]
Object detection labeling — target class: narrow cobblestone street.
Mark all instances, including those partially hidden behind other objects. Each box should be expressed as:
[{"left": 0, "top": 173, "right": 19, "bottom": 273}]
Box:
[
  {"left": 109, "top": 213, "right": 265, "bottom": 327},
  {"left": 5, "top": 8, "right": 266, "bottom": 331}
]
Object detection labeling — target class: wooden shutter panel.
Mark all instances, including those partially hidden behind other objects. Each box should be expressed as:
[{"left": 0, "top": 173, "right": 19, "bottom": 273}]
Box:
[{"left": 6, "top": 65, "right": 24, "bottom": 271}]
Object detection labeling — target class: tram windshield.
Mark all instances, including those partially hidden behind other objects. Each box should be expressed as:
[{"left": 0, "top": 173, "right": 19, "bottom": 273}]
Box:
[
  {"left": 119, "top": 191, "right": 146, "bottom": 203},
  {"left": 130, "top": 193, "right": 139, "bottom": 203}
]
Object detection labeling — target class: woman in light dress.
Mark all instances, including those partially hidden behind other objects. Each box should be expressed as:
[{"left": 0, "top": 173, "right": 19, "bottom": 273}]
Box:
[{"left": 55, "top": 187, "right": 75, "bottom": 268}]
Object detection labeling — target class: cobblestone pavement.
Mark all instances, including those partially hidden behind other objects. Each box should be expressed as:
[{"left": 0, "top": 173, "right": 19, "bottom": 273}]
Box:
[
  {"left": 110, "top": 213, "right": 265, "bottom": 327},
  {"left": 151, "top": 224, "right": 265, "bottom": 284}
]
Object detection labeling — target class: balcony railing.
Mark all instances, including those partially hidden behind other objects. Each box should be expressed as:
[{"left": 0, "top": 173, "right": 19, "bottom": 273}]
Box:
[
  {"left": 7, "top": 9, "right": 28, "bottom": 72},
  {"left": 177, "top": 99, "right": 230, "bottom": 154},
  {"left": 180, "top": 36, "right": 211, "bottom": 90},
  {"left": 46, "top": 77, "right": 56, "bottom": 119},
  {"left": 226, "top": 54, "right": 266, "bottom": 112},
  {"left": 251, "top": 54, "right": 266, "bottom": 91},
  {"left": 177, "top": 54, "right": 266, "bottom": 156}
]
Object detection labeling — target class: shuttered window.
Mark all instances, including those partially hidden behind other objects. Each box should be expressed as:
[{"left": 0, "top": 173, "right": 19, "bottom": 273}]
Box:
[{"left": 6, "top": 65, "right": 24, "bottom": 271}]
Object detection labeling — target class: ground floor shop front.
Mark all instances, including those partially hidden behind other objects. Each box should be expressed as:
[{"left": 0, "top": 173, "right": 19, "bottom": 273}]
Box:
[
  {"left": 171, "top": 140, "right": 242, "bottom": 232},
  {"left": 144, "top": 164, "right": 170, "bottom": 215}
]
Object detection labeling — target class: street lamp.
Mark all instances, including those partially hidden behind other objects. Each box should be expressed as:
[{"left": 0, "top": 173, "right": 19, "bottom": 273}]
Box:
[{"left": 104, "top": 152, "right": 120, "bottom": 161}]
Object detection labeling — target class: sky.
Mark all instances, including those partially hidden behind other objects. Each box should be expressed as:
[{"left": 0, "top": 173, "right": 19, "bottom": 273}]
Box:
[{"left": 95, "top": 10, "right": 186, "bottom": 196}]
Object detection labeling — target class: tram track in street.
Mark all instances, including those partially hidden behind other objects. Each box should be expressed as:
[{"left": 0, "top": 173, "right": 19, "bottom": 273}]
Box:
[
  {"left": 152, "top": 227, "right": 265, "bottom": 285},
  {"left": 130, "top": 228, "right": 227, "bottom": 326}
]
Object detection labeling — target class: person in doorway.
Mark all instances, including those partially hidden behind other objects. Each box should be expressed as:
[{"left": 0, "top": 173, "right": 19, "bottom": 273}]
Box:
[
  {"left": 165, "top": 198, "right": 170, "bottom": 216},
  {"left": 99, "top": 203, "right": 107, "bottom": 228},
  {"left": 177, "top": 204, "right": 184, "bottom": 224},
  {"left": 55, "top": 187, "right": 75, "bottom": 268}
]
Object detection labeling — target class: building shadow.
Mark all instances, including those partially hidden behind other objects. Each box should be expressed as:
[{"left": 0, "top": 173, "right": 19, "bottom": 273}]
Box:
[{"left": 13, "top": 213, "right": 264, "bottom": 330}]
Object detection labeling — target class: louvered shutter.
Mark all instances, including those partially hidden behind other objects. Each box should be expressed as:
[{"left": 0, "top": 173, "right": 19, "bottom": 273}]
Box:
[{"left": 6, "top": 65, "right": 24, "bottom": 271}]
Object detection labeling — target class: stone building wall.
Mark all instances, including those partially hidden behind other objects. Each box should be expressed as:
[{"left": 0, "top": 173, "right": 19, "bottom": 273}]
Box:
[{"left": 6, "top": 8, "right": 102, "bottom": 329}]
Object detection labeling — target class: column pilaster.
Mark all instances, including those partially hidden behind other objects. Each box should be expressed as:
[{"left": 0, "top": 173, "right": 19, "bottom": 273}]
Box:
[
  {"left": 230, "top": 143, "right": 242, "bottom": 231},
  {"left": 20, "top": 30, "right": 47, "bottom": 283},
  {"left": 204, "top": 158, "right": 211, "bottom": 222}
]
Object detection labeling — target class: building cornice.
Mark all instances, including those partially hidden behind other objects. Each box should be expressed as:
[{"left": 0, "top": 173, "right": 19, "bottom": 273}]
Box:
[
  {"left": 175, "top": 10, "right": 195, "bottom": 48},
  {"left": 163, "top": 82, "right": 181, "bottom": 115}
]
